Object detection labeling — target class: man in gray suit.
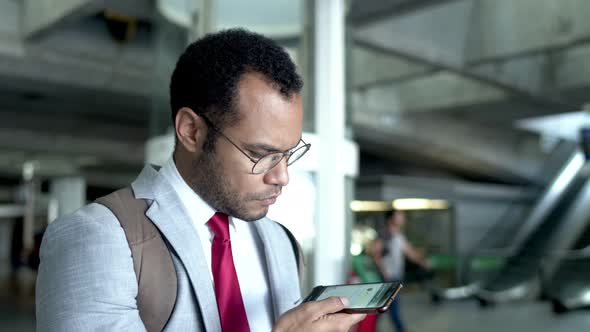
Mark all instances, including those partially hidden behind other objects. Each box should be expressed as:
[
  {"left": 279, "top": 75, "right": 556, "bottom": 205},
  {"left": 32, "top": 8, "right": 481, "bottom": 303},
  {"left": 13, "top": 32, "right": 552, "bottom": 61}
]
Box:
[{"left": 36, "top": 29, "right": 364, "bottom": 331}]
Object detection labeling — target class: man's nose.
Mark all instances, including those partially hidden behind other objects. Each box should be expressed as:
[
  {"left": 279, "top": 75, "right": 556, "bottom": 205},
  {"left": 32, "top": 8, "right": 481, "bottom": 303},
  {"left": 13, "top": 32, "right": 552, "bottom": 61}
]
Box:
[{"left": 264, "top": 158, "right": 289, "bottom": 187}]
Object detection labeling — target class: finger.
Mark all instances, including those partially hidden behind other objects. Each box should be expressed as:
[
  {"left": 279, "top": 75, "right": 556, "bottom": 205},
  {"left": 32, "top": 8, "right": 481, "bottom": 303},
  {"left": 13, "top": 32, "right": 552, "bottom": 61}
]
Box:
[
  {"left": 304, "top": 296, "right": 347, "bottom": 318},
  {"left": 314, "top": 312, "right": 368, "bottom": 331}
]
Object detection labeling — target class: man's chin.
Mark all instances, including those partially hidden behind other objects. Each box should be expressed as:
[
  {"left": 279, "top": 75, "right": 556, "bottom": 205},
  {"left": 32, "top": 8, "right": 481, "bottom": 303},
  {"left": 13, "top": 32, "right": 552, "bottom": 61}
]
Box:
[{"left": 239, "top": 206, "right": 269, "bottom": 222}]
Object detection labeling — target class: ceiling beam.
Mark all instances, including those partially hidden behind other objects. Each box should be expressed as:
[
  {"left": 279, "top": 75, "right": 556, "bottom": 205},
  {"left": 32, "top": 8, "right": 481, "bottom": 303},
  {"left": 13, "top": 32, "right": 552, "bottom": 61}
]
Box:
[
  {"left": 23, "top": 0, "right": 104, "bottom": 39},
  {"left": 351, "top": 0, "right": 590, "bottom": 114},
  {"left": 348, "top": 0, "right": 462, "bottom": 26},
  {"left": 1, "top": 16, "right": 153, "bottom": 97},
  {"left": 350, "top": 44, "right": 434, "bottom": 90},
  {"left": 0, "top": 129, "right": 144, "bottom": 167},
  {"left": 352, "top": 112, "right": 555, "bottom": 185},
  {"left": 354, "top": 37, "right": 577, "bottom": 113}
]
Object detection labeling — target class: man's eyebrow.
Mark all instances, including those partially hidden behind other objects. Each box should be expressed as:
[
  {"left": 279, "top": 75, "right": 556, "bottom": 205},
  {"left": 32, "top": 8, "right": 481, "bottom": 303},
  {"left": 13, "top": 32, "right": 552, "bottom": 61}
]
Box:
[
  {"left": 244, "top": 143, "right": 281, "bottom": 153},
  {"left": 244, "top": 139, "right": 301, "bottom": 153}
]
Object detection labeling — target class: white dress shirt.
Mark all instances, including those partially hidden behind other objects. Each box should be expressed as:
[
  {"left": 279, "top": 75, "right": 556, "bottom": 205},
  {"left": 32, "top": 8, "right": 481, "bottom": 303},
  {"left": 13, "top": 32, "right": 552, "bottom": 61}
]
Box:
[{"left": 161, "top": 158, "right": 273, "bottom": 331}]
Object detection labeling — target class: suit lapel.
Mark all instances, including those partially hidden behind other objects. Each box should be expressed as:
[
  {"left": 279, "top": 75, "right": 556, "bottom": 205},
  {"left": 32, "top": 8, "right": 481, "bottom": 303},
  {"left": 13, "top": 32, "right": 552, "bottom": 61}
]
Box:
[
  {"left": 132, "top": 166, "right": 221, "bottom": 332},
  {"left": 253, "top": 220, "right": 301, "bottom": 321}
]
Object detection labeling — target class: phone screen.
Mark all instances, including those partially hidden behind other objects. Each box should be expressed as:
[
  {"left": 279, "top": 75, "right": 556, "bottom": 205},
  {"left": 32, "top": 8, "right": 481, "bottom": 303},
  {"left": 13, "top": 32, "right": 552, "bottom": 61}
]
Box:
[{"left": 313, "top": 282, "right": 400, "bottom": 309}]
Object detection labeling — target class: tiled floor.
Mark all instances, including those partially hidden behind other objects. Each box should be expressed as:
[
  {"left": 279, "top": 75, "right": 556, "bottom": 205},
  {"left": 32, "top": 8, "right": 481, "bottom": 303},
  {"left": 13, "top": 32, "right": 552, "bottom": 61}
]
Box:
[
  {"left": 0, "top": 268, "right": 36, "bottom": 332},
  {"left": 0, "top": 303, "right": 35, "bottom": 332},
  {"left": 1, "top": 267, "right": 589, "bottom": 332},
  {"left": 377, "top": 291, "right": 590, "bottom": 332}
]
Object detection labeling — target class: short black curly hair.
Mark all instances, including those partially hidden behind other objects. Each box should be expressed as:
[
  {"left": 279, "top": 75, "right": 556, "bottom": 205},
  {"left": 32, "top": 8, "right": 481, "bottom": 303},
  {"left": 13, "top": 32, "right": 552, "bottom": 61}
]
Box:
[{"left": 170, "top": 28, "right": 303, "bottom": 151}]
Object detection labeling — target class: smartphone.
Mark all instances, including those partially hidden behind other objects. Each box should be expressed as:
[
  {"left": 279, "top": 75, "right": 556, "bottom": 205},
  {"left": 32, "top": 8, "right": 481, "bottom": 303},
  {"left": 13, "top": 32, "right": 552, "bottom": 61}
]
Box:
[{"left": 302, "top": 281, "right": 402, "bottom": 314}]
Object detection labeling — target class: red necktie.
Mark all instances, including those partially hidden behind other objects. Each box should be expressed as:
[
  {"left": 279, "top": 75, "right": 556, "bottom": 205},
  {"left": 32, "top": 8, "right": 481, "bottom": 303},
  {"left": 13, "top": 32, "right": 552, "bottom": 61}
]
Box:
[{"left": 208, "top": 212, "right": 250, "bottom": 332}]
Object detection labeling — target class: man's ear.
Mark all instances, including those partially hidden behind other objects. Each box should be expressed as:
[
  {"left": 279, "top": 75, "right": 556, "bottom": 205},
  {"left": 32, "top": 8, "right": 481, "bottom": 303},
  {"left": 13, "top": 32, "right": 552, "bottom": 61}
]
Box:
[{"left": 174, "top": 107, "right": 208, "bottom": 153}]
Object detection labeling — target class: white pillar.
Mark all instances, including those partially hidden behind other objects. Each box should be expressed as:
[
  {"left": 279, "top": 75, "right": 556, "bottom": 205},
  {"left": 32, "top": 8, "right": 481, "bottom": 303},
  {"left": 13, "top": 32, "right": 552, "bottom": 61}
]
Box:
[
  {"left": 313, "top": 0, "right": 347, "bottom": 285},
  {"left": 50, "top": 176, "right": 86, "bottom": 220}
]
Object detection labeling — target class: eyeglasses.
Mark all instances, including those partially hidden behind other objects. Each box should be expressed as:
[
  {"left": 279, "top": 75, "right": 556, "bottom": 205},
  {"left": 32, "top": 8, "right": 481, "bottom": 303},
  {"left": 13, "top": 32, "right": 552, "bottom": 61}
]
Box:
[{"left": 201, "top": 115, "right": 311, "bottom": 175}]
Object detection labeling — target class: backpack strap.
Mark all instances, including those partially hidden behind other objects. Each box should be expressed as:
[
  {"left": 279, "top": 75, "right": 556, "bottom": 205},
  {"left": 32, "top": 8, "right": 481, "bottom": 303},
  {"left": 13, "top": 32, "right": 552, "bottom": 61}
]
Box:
[
  {"left": 277, "top": 223, "right": 305, "bottom": 283},
  {"left": 96, "top": 187, "right": 177, "bottom": 332}
]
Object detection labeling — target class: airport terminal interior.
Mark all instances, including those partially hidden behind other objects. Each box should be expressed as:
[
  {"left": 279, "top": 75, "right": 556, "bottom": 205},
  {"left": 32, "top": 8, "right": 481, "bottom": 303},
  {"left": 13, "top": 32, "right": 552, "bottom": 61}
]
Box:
[{"left": 2, "top": 0, "right": 590, "bottom": 331}]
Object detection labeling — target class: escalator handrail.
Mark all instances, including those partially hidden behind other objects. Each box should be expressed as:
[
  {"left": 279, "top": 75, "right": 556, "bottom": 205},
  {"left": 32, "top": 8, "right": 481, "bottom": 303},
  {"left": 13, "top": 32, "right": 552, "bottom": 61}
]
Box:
[
  {"left": 471, "top": 248, "right": 513, "bottom": 257},
  {"left": 547, "top": 246, "right": 590, "bottom": 260},
  {"left": 507, "top": 151, "right": 585, "bottom": 256}
]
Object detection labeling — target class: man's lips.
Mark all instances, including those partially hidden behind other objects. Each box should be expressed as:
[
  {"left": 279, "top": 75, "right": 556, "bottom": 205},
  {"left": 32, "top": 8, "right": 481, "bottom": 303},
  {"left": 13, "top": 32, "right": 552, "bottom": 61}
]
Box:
[{"left": 257, "top": 194, "right": 279, "bottom": 205}]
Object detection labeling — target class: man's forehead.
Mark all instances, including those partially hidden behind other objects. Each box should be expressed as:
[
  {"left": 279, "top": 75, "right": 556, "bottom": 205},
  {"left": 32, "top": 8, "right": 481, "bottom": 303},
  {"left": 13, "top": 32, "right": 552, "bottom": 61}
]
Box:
[
  {"left": 232, "top": 104, "right": 302, "bottom": 151},
  {"left": 236, "top": 72, "right": 295, "bottom": 106},
  {"left": 233, "top": 73, "right": 302, "bottom": 119}
]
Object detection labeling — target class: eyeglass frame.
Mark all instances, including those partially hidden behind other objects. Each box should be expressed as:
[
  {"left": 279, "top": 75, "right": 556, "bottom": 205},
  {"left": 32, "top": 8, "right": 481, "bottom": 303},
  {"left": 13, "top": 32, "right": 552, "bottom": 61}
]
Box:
[{"left": 200, "top": 115, "right": 311, "bottom": 175}]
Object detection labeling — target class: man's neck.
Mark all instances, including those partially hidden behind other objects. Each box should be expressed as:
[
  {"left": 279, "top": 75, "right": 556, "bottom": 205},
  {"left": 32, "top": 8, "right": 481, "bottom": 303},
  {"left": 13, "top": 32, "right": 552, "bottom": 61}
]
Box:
[
  {"left": 173, "top": 151, "right": 191, "bottom": 185},
  {"left": 173, "top": 150, "right": 221, "bottom": 213}
]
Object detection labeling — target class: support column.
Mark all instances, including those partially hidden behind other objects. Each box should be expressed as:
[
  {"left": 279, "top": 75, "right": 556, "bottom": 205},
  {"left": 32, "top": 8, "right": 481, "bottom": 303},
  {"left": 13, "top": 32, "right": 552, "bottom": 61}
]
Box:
[
  {"left": 49, "top": 176, "right": 86, "bottom": 220},
  {"left": 22, "top": 161, "right": 39, "bottom": 251},
  {"left": 313, "top": 0, "right": 348, "bottom": 285}
]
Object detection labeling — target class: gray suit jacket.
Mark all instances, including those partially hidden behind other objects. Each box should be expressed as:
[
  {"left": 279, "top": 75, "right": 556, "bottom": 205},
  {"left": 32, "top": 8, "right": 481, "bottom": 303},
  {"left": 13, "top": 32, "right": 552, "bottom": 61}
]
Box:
[{"left": 36, "top": 165, "right": 302, "bottom": 331}]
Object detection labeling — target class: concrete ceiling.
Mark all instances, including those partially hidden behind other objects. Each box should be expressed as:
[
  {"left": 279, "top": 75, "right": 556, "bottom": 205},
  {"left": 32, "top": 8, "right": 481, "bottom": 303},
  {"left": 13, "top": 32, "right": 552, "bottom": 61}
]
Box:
[
  {"left": 348, "top": 0, "right": 590, "bottom": 185},
  {"left": 0, "top": 0, "right": 588, "bottom": 188},
  {"left": 0, "top": 0, "right": 151, "bottom": 185}
]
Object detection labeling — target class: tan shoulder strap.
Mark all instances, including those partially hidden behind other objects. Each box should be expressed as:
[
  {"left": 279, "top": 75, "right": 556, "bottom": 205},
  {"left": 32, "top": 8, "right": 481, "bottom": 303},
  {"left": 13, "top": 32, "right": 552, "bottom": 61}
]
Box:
[{"left": 96, "top": 187, "right": 177, "bottom": 332}]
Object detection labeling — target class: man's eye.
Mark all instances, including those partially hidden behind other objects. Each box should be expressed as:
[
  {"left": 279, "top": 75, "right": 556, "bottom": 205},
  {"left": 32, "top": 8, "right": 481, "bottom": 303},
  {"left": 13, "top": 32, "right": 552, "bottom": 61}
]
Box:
[{"left": 248, "top": 151, "right": 264, "bottom": 159}]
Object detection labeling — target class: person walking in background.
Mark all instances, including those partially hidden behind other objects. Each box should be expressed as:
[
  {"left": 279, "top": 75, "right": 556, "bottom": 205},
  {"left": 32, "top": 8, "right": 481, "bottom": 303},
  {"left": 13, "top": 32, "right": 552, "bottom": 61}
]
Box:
[{"left": 373, "top": 210, "right": 431, "bottom": 332}]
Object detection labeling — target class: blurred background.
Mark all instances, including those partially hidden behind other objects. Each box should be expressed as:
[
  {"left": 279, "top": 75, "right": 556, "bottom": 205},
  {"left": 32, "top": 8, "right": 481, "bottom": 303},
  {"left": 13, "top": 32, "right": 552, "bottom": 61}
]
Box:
[{"left": 2, "top": 0, "right": 590, "bottom": 331}]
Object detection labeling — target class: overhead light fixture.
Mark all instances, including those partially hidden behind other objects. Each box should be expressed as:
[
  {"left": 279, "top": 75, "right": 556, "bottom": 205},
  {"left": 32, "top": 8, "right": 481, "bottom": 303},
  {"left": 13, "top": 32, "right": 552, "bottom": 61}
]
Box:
[
  {"left": 393, "top": 198, "right": 449, "bottom": 210},
  {"left": 350, "top": 198, "right": 450, "bottom": 212},
  {"left": 350, "top": 200, "right": 391, "bottom": 212}
]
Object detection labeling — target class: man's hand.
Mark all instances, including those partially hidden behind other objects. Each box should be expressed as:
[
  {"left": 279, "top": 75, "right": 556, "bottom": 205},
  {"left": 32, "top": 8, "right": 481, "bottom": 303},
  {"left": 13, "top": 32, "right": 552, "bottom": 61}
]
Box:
[{"left": 273, "top": 297, "right": 366, "bottom": 332}]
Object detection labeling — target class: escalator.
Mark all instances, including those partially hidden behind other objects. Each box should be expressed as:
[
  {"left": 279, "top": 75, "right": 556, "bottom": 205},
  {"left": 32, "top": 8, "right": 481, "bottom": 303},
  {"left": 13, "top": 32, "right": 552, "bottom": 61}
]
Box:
[
  {"left": 429, "top": 148, "right": 586, "bottom": 302},
  {"left": 476, "top": 155, "right": 590, "bottom": 304},
  {"left": 541, "top": 168, "right": 590, "bottom": 313}
]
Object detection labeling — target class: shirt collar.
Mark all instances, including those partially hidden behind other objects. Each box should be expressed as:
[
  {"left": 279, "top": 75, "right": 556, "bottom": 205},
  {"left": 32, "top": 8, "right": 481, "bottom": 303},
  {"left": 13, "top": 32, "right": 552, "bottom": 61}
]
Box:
[{"left": 160, "top": 157, "right": 237, "bottom": 231}]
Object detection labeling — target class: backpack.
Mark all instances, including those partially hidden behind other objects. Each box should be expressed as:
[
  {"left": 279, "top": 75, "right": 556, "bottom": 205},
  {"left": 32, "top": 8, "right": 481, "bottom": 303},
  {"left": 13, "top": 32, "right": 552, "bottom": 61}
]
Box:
[{"left": 96, "top": 187, "right": 303, "bottom": 332}]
